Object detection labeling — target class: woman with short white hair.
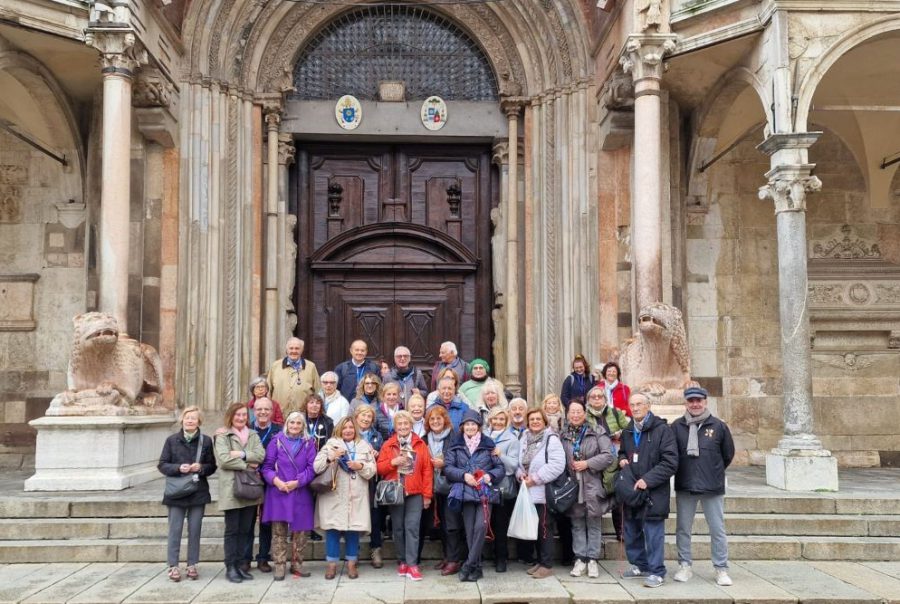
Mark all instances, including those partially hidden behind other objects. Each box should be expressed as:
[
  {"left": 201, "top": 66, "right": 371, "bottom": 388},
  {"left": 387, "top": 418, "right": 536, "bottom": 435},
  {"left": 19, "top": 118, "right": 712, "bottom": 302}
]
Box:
[{"left": 320, "top": 371, "right": 350, "bottom": 423}]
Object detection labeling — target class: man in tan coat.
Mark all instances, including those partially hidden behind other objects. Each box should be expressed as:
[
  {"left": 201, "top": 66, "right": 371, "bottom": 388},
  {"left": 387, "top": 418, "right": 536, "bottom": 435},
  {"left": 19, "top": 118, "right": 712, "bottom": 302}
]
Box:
[{"left": 267, "top": 337, "right": 321, "bottom": 415}]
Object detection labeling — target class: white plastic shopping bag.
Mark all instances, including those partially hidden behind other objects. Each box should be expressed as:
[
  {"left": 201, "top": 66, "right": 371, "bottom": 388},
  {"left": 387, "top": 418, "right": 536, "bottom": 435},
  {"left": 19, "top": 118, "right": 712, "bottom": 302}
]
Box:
[{"left": 507, "top": 481, "right": 538, "bottom": 540}]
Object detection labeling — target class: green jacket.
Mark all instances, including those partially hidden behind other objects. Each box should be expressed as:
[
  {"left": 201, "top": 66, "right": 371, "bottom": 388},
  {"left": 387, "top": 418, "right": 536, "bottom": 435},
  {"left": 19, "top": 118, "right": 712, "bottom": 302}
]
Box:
[
  {"left": 585, "top": 405, "right": 630, "bottom": 495},
  {"left": 214, "top": 428, "right": 266, "bottom": 511}
]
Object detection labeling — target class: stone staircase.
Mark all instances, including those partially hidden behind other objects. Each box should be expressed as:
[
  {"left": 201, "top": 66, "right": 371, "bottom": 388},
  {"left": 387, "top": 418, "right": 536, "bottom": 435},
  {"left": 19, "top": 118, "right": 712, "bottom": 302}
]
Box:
[{"left": 2, "top": 469, "right": 899, "bottom": 564}]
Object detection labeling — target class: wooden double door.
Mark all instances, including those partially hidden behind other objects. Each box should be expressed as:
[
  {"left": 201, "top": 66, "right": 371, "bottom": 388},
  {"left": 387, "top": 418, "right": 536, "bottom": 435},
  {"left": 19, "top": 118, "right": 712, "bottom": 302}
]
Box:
[{"left": 294, "top": 143, "right": 495, "bottom": 377}]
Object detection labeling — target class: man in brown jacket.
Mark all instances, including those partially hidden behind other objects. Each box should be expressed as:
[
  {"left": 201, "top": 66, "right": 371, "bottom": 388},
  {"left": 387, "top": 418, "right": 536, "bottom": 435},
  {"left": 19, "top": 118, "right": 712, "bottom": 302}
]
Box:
[{"left": 267, "top": 337, "right": 321, "bottom": 415}]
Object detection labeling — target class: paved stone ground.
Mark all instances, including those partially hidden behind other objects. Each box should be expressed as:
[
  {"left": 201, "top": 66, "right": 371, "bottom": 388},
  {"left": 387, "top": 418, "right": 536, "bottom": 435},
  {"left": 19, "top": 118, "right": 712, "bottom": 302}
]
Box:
[{"left": 2, "top": 560, "right": 900, "bottom": 603}]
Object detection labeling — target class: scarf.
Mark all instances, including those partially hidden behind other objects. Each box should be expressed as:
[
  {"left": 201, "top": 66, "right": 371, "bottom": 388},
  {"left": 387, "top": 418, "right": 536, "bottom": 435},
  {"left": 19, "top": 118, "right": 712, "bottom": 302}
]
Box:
[
  {"left": 284, "top": 432, "right": 303, "bottom": 457},
  {"left": 183, "top": 430, "right": 198, "bottom": 443},
  {"left": 684, "top": 409, "right": 712, "bottom": 457},
  {"left": 545, "top": 411, "right": 563, "bottom": 433},
  {"left": 396, "top": 366, "right": 412, "bottom": 378},
  {"left": 233, "top": 425, "right": 250, "bottom": 446},
  {"left": 427, "top": 428, "right": 451, "bottom": 457},
  {"left": 521, "top": 429, "right": 546, "bottom": 470},
  {"left": 604, "top": 379, "right": 619, "bottom": 404},
  {"left": 633, "top": 413, "right": 649, "bottom": 433},
  {"left": 286, "top": 356, "right": 304, "bottom": 372},
  {"left": 412, "top": 418, "right": 426, "bottom": 437},
  {"left": 464, "top": 431, "right": 482, "bottom": 455},
  {"left": 586, "top": 404, "right": 611, "bottom": 434}
]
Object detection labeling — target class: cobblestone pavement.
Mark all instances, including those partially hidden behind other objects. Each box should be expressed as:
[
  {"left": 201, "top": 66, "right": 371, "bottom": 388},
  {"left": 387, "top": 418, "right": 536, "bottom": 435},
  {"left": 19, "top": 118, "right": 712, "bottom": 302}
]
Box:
[{"left": 2, "top": 560, "right": 900, "bottom": 603}]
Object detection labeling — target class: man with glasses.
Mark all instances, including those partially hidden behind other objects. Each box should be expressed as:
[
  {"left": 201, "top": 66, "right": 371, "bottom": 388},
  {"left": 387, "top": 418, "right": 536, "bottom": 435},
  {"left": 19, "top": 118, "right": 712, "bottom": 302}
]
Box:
[
  {"left": 385, "top": 346, "right": 428, "bottom": 405},
  {"left": 670, "top": 386, "right": 735, "bottom": 587},
  {"left": 334, "top": 340, "right": 379, "bottom": 401},
  {"left": 617, "top": 391, "right": 678, "bottom": 588},
  {"left": 245, "top": 398, "right": 282, "bottom": 573}
]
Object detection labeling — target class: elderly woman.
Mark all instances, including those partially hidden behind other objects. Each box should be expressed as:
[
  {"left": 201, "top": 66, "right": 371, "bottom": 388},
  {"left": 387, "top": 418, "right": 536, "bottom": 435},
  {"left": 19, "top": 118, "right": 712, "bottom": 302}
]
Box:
[
  {"left": 302, "top": 394, "right": 334, "bottom": 451},
  {"left": 426, "top": 368, "right": 472, "bottom": 408},
  {"left": 517, "top": 407, "right": 566, "bottom": 579},
  {"left": 560, "top": 354, "right": 595, "bottom": 408},
  {"left": 261, "top": 411, "right": 317, "bottom": 580},
  {"left": 600, "top": 361, "right": 631, "bottom": 417},
  {"left": 350, "top": 372, "right": 383, "bottom": 413},
  {"left": 353, "top": 404, "right": 386, "bottom": 568},
  {"left": 444, "top": 409, "right": 505, "bottom": 582},
  {"left": 585, "top": 386, "right": 630, "bottom": 541},
  {"left": 377, "top": 410, "right": 434, "bottom": 581},
  {"left": 408, "top": 394, "right": 427, "bottom": 437},
  {"left": 158, "top": 406, "right": 217, "bottom": 582},
  {"left": 459, "top": 358, "right": 491, "bottom": 403},
  {"left": 247, "top": 375, "right": 285, "bottom": 425},
  {"left": 475, "top": 378, "right": 508, "bottom": 428},
  {"left": 376, "top": 382, "right": 404, "bottom": 441},
  {"left": 314, "top": 416, "right": 377, "bottom": 580},
  {"left": 561, "top": 400, "right": 614, "bottom": 579},
  {"left": 423, "top": 404, "right": 461, "bottom": 575},
  {"left": 486, "top": 407, "right": 519, "bottom": 573},
  {"left": 320, "top": 371, "right": 350, "bottom": 423},
  {"left": 214, "top": 402, "right": 266, "bottom": 583}
]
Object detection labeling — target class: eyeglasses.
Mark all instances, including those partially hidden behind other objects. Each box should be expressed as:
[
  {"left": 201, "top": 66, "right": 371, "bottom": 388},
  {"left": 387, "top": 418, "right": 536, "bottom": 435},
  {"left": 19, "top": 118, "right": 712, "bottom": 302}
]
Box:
[
  {"left": 322, "top": 380, "right": 337, "bottom": 384},
  {"left": 588, "top": 394, "right": 604, "bottom": 399},
  {"left": 630, "top": 401, "right": 649, "bottom": 407},
  {"left": 396, "top": 354, "right": 411, "bottom": 358},
  {"left": 364, "top": 381, "right": 377, "bottom": 386}
]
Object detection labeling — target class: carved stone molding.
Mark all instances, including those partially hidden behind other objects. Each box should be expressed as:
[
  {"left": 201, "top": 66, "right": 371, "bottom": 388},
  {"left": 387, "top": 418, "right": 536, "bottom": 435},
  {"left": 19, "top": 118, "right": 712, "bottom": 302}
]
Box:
[
  {"left": 811, "top": 224, "right": 882, "bottom": 260},
  {"left": 277, "top": 134, "right": 295, "bottom": 166},
  {"left": 491, "top": 140, "right": 508, "bottom": 166},
  {"left": 599, "top": 70, "right": 635, "bottom": 111},
  {"left": 133, "top": 68, "right": 174, "bottom": 108},
  {"left": 620, "top": 34, "right": 677, "bottom": 82},
  {"left": 758, "top": 169, "right": 822, "bottom": 214}
]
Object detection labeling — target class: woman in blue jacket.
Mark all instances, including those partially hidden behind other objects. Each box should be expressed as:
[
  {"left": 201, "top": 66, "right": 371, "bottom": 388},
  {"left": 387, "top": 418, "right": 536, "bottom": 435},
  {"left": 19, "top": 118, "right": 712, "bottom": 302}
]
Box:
[{"left": 444, "top": 409, "right": 505, "bottom": 582}]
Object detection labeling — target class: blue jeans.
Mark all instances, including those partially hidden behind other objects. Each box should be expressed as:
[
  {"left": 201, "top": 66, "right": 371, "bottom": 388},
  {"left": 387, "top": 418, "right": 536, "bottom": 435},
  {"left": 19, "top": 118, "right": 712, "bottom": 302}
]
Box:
[
  {"left": 624, "top": 517, "right": 666, "bottom": 577},
  {"left": 325, "top": 529, "right": 360, "bottom": 562}
]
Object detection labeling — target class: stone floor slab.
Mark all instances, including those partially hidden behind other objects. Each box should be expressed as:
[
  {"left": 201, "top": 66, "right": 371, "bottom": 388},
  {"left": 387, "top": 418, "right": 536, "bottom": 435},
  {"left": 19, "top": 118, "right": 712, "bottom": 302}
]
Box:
[
  {"left": 810, "top": 561, "right": 900, "bottom": 604},
  {"left": 561, "top": 581, "right": 635, "bottom": 604},
  {"left": 404, "top": 572, "right": 480, "bottom": 604},
  {"left": 862, "top": 561, "right": 900, "bottom": 581},
  {"left": 0, "top": 563, "right": 86, "bottom": 604},
  {"left": 554, "top": 564, "right": 620, "bottom": 584},
  {"left": 331, "top": 579, "right": 405, "bottom": 604},
  {"left": 740, "top": 561, "right": 880, "bottom": 603},
  {"left": 0, "top": 564, "right": 46, "bottom": 584},
  {"left": 702, "top": 562, "right": 797, "bottom": 603},
  {"left": 191, "top": 568, "right": 271, "bottom": 603},
  {"left": 602, "top": 561, "right": 731, "bottom": 603},
  {"left": 68, "top": 563, "right": 162, "bottom": 604},
  {"left": 122, "top": 565, "right": 219, "bottom": 603},
  {"left": 258, "top": 564, "right": 338, "bottom": 604},
  {"left": 23, "top": 564, "right": 125, "bottom": 604},
  {"left": 477, "top": 567, "right": 570, "bottom": 604}
]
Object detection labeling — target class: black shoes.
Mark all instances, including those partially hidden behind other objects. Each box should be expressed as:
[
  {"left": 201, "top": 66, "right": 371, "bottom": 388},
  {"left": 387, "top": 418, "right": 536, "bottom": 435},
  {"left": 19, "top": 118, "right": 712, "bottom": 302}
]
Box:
[
  {"left": 225, "top": 566, "right": 243, "bottom": 583},
  {"left": 237, "top": 566, "right": 254, "bottom": 580},
  {"left": 495, "top": 559, "right": 507, "bottom": 573}
]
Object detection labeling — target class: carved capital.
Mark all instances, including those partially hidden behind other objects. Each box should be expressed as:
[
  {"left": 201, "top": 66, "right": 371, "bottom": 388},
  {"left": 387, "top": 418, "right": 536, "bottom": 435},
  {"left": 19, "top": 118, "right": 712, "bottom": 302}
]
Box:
[
  {"left": 620, "top": 34, "right": 677, "bottom": 82},
  {"left": 491, "top": 141, "right": 509, "bottom": 166},
  {"left": 88, "top": 31, "right": 144, "bottom": 76},
  {"left": 133, "top": 68, "right": 174, "bottom": 108},
  {"left": 500, "top": 97, "right": 525, "bottom": 120},
  {"left": 758, "top": 168, "right": 822, "bottom": 214},
  {"left": 259, "top": 93, "right": 284, "bottom": 131},
  {"left": 277, "top": 135, "right": 295, "bottom": 166}
]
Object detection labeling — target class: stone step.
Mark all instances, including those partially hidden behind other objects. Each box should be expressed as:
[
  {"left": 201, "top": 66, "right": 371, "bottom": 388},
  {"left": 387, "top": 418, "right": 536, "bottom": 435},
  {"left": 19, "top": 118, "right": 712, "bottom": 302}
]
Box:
[
  {"left": 5, "top": 513, "right": 898, "bottom": 541},
  {"left": 2, "top": 535, "right": 899, "bottom": 564}
]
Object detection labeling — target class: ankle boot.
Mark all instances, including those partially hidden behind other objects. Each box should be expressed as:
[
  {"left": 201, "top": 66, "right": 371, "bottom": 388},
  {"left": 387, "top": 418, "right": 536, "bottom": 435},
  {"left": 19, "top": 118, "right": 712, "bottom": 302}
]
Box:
[
  {"left": 225, "top": 566, "right": 243, "bottom": 583},
  {"left": 371, "top": 547, "right": 383, "bottom": 568},
  {"left": 325, "top": 562, "right": 337, "bottom": 580},
  {"left": 273, "top": 563, "right": 286, "bottom": 581},
  {"left": 291, "top": 532, "right": 311, "bottom": 577},
  {"left": 347, "top": 560, "right": 359, "bottom": 579}
]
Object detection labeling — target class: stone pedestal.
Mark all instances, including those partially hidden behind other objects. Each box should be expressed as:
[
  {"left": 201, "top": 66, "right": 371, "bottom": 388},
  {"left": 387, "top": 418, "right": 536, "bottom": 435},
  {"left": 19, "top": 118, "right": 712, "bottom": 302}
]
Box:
[
  {"left": 766, "top": 450, "right": 839, "bottom": 491},
  {"left": 25, "top": 415, "right": 175, "bottom": 491}
]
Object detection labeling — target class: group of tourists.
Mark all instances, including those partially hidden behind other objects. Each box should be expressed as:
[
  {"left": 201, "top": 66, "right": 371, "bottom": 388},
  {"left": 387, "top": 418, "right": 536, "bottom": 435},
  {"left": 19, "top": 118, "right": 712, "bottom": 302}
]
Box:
[{"left": 157, "top": 340, "right": 735, "bottom": 589}]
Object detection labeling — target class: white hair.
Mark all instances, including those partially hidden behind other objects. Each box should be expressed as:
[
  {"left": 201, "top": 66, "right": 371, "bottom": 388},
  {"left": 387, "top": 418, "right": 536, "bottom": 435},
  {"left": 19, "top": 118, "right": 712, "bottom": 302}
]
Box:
[
  {"left": 440, "top": 341, "right": 457, "bottom": 355},
  {"left": 285, "top": 337, "right": 304, "bottom": 353},
  {"left": 321, "top": 371, "right": 338, "bottom": 382},
  {"left": 394, "top": 345, "right": 411, "bottom": 357},
  {"left": 508, "top": 397, "right": 528, "bottom": 410}
]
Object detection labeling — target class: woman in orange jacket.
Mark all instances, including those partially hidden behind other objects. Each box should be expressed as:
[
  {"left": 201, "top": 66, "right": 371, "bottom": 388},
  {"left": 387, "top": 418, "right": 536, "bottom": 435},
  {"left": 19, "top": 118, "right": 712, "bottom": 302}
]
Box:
[{"left": 377, "top": 409, "right": 434, "bottom": 581}]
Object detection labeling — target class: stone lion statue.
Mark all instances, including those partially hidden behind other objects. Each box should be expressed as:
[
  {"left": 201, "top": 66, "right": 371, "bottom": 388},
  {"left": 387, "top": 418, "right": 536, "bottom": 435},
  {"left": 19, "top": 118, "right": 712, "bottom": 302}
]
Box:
[
  {"left": 46, "top": 312, "right": 165, "bottom": 416},
  {"left": 619, "top": 302, "right": 691, "bottom": 405}
]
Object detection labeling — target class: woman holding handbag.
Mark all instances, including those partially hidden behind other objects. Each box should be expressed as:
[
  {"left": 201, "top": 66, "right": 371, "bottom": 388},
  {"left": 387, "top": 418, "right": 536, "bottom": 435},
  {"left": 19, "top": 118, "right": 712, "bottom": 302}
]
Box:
[
  {"left": 560, "top": 400, "right": 614, "bottom": 579},
  {"left": 261, "top": 411, "right": 317, "bottom": 581},
  {"left": 158, "top": 406, "right": 217, "bottom": 582},
  {"left": 314, "top": 416, "right": 377, "bottom": 580},
  {"left": 423, "top": 404, "right": 460, "bottom": 575},
  {"left": 214, "top": 402, "right": 266, "bottom": 584},
  {"left": 376, "top": 410, "right": 433, "bottom": 581},
  {"left": 486, "top": 407, "right": 520, "bottom": 573}
]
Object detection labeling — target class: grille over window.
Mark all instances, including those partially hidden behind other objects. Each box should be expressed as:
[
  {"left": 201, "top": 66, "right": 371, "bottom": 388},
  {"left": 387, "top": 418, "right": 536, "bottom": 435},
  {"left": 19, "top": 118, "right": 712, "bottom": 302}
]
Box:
[{"left": 293, "top": 5, "right": 498, "bottom": 101}]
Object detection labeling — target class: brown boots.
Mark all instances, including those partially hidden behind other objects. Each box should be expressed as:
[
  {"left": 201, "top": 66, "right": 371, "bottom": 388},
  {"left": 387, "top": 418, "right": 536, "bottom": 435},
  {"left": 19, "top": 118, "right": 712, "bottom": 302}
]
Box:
[
  {"left": 347, "top": 560, "right": 359, "bottom": 579},
  {"left": 325, "top": 562, "right": 337, "bottom": 580}
]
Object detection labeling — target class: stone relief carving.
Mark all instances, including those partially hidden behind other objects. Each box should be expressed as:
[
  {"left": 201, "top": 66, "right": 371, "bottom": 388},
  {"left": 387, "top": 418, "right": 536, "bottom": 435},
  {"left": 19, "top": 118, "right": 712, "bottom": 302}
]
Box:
[
  {"left": 133, "top": 69, "right": 175, "bottom": 108},
  {"left": 636, "top": 0, "right": 670, "bottom": 34},
  {"left": 758, "top": 174, "right": 822, "bottom": 214},
  {"left": 811, "top": 224, "right": 881, "bottom": 259},
  {"left": 600, "top": 71, "right": 635, "bottom": 111},
  {"left": 619, "top": 302, "right": 691, "bottom": 403},
  {"left": 46, "top": 312, "right": 164, "bottom": 416},
  {"left": 0, "top": 186, "right": 21, "bottom": 223},
  {"left": 817, "top": 353, "right": 873, "bottom": 373},
  {"left": 808, "top": 281, "right": 900, "bottom": 307}
]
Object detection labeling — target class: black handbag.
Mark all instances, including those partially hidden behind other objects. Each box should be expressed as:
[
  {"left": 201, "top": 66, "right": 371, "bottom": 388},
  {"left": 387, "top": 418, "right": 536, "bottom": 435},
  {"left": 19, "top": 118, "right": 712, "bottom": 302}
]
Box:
[
  {"left": 233, "top": 468, "right": 265, "bottom": 500},
  {"left": 545, "top": 434, "right": 579, "bottom": 514},
  {"left": 433, "top": 469, "right": 451, "bottom": 496},
  {"left": 497, "top": 474, "right": 519, "bottom": 501},
  {"left": 375, "top": 479, "right": 405, "bottom": 506},
  {"left": 164, "top": 435, "right": 204, "bottom": 499}
]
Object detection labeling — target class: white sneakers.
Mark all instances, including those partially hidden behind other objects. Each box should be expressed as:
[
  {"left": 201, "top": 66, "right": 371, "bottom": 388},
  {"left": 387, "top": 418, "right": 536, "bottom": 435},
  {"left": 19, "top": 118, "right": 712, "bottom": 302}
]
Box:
[
  {"left": 587, "top": 560, "right": 600, "bottom": 579},
  {"left": 571, "top": 559, "right": 601, "bottom": 579},
  {"left": 715, "top": 568, "right": 733, "bottom": 586},
  {"left": 673, "top": 563, "right": 693, "bottom": 582},
  {"left": 570, "top": 560, "right": 587, "bottom": 577}
]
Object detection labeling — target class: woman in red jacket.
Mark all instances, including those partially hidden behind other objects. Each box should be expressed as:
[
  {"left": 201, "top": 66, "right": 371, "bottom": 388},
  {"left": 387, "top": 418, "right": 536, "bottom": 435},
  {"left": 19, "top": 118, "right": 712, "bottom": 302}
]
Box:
[
  {"left": 376, "top": 410, "right": 434, "bottom": 581},
  {"left": 600, "top": 362, "right": 631, "bottom": 417}
]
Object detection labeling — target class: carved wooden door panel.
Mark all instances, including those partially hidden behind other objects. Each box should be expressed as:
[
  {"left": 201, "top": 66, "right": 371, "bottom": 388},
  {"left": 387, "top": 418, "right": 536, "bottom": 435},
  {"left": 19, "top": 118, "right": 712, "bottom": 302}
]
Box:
[{"left": 295, "top": 144, "right": 493, "bottom": 375}]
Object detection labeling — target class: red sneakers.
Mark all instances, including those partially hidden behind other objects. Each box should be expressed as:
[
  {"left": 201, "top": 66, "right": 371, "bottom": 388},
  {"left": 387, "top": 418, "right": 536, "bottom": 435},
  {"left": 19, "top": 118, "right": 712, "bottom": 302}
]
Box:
[
  {"left": 406, "top": 565, "right": 423, "bottom": 581},
  {"left": 397, "top": 563, "right": 409, "bottom": 577}
]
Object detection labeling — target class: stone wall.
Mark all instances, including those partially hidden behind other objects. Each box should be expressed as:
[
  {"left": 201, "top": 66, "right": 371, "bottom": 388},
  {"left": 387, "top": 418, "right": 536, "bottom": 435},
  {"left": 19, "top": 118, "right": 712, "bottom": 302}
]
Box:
[{"left": 0, "top": 130, "right": 86, "bottom": 469}]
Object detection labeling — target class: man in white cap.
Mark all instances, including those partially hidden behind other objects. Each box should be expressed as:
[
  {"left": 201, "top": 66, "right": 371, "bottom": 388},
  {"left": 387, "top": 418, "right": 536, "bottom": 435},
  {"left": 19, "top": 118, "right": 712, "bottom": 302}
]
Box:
[{"left": 670, "top": 386, "right": 735, "bottom": 587}]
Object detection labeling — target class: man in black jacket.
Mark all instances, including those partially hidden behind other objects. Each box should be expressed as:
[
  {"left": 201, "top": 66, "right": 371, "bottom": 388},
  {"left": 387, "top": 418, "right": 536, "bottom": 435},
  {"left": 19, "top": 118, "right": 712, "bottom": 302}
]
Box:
[
  {"left": 617, "top": 392, "right": 678, "bottom": 588},
  {"left": 670, "top": 386, "right": 735, "bottom": 587}
]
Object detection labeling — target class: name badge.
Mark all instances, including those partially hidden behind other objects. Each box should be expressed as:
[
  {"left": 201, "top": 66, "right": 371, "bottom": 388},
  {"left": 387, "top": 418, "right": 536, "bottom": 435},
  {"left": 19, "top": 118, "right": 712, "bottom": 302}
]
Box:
[{"left": 632, "top": 453, "right": 639, "bottom": 463}]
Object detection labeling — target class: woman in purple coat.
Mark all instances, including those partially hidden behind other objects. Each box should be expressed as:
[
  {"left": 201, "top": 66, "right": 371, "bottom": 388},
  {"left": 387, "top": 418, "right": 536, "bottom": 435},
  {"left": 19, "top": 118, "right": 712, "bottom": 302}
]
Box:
[{"left": 261, "top": 411, "right": 317, "bottom": 581}]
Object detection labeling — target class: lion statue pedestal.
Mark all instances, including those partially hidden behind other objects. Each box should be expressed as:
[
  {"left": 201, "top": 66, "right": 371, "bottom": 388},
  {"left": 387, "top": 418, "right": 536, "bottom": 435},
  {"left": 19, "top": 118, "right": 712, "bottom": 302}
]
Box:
[{"left": 25, "top": 313, "right": 175, "bottom": 491}]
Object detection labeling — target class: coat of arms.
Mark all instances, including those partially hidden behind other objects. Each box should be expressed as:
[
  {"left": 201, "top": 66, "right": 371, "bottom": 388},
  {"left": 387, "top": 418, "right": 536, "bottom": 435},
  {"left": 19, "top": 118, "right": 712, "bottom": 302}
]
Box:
[
  {"left": 420, "top": 96, "right": 448, "bottom": 131},
  {"left": 335, "top": 95, "right": 362, "bottom": 130}
]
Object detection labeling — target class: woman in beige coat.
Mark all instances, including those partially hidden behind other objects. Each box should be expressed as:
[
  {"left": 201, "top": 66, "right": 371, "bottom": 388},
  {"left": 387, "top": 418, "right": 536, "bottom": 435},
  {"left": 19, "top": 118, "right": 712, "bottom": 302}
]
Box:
[
  {"left": 314, "top": 416, "right": 376, "bottom": 580},
  {"left": 214, "top": 402, "right": 266, "bottom": 583}
]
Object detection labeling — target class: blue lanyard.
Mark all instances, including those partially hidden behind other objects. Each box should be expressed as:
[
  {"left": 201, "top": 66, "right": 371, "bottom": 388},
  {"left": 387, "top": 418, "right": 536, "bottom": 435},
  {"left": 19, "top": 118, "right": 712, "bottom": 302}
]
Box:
[
  {"left": 573, "top": 425, "right": 587, "bottom": 456},
  {"left": 633, "top": 429, "right": 643, "bottom": 449},
  {"left": 355, "top": 364, "right": 365, "bottom": 381},
  {"left": 345, "top": 441, "right": 357, "bottom": 460}
]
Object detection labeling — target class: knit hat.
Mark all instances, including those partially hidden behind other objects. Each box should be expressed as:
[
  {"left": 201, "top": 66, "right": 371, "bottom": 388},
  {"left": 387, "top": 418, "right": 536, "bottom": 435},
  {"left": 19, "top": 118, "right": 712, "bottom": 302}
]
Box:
[
  {"left": 468, "top": 358, "right": 490, "bottom": 374},
  {"left": 684, "top": 386, "right": 708, "bottom": 400},
  {"left": 461, "top": 408, "right": 483, "bottom": 427}
]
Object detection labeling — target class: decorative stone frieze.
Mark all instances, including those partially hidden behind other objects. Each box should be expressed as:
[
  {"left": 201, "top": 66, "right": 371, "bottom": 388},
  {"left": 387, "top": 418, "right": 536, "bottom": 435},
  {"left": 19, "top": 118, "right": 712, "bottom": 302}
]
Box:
[{"left": 811, "top": 224, "right": 882, "bottom": 259}]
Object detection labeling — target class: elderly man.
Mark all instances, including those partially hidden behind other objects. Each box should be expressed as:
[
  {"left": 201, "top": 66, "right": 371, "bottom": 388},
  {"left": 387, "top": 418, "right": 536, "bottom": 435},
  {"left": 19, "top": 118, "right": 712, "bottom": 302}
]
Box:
[
  {"left": 430, "top": 341, "right": 467, "bottom": 391},
  {"left": 385, "top": 345, "right": 428, "bottom": 405},
  {"left": 245, "top": 398, "right": 282, "bottom": 573},
  {"left": 428, "top": 375, "right": 468, "bottom": 430},
  {"left": 507, "top": 397, "right": 528, "bottom": 439},
  {"left": 334, "top": 340, "right": 379, "bottom": 401},
  {"left": 267, "top": 337, "right": 321, "bottom": 415},
  {"left": 617, "top": 391, "right": 678, "bottom": 588},
  {"left": 671, "top": 386, "right": 735, "bottom": 587}
]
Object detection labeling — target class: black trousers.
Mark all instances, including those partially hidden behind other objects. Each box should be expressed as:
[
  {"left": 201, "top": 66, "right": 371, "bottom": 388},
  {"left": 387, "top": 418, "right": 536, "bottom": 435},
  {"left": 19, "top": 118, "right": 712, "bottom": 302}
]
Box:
[
  {"left": 554, "top": 511, "right": 574, "bottom": 564},
  {"left": 534, "top": 503, "right": 556, "bottom": 568},
  {"left": 490, "top": 498, "right": 513, "bottom": 563},
  {"left": 224, "top": 506, "right": 256, "bottom": 568}
]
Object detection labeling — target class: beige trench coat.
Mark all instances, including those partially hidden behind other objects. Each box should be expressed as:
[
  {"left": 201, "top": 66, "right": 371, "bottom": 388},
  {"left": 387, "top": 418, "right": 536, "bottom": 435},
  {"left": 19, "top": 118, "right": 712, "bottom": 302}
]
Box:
[
  {"left": 313, "top": 437, "right": 376, "bottom": 533},
  {"left": 214, "top": 429, "right": 266, "bottom": 511},
  {"left": 267, "top": 358, "right": 322, "bottom": 415}
]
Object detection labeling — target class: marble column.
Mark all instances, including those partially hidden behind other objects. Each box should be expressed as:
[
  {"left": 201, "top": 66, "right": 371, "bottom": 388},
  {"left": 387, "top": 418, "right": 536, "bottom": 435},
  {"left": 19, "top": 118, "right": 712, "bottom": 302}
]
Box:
[
  {"left": 263, "top": 107, "right": 281, "bottom": 364},
  {"left": 92, "top": 33, "right": 141, "bottom": 332},
  {"left": 620, "top": 34, "right": 676, "bottom": 312},
  {"left": 502, "top": 100, "right": 522, "bottom": 395},
  {"left": 276, "top": 133, "right": 297, "bottom": 351},
  {"left": 757, "top": 132, "right": 838, "bottom": 491}
]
